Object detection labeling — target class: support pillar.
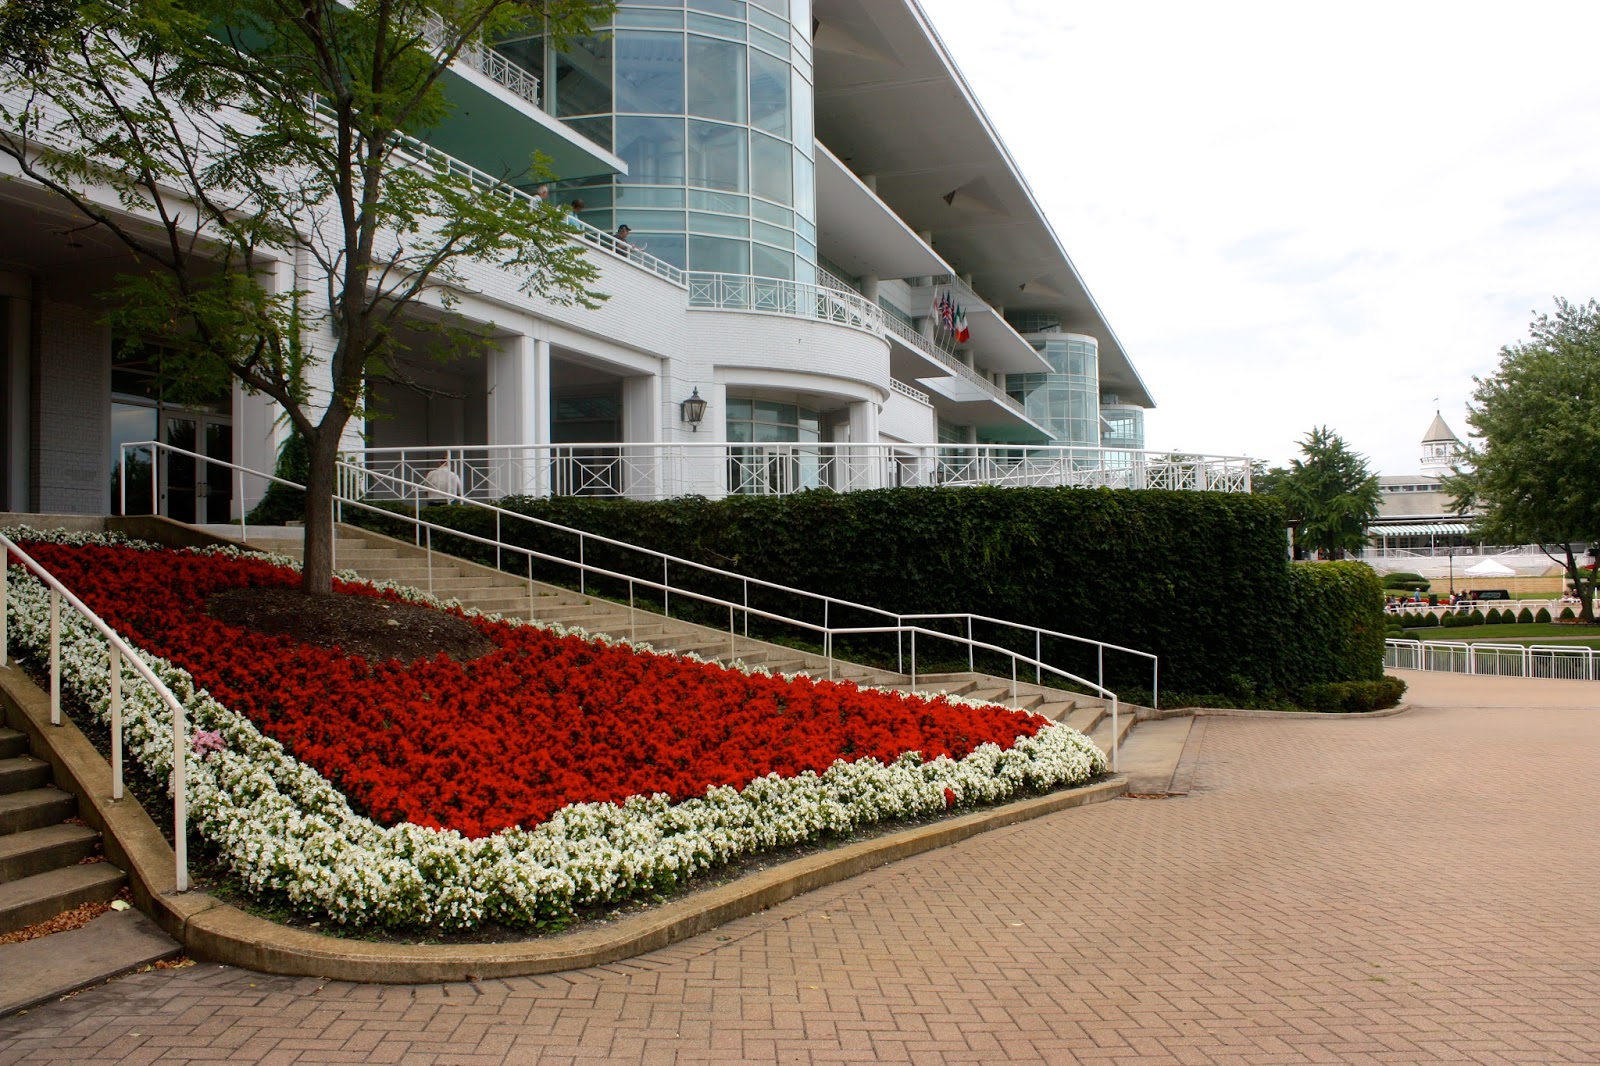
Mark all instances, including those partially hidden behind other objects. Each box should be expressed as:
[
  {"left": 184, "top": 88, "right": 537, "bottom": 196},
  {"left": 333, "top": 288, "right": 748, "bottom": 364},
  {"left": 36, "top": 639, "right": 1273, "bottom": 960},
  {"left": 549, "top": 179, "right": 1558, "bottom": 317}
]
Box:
[{"left": 486, "top": 334, "right": 549, "bottom": 496}]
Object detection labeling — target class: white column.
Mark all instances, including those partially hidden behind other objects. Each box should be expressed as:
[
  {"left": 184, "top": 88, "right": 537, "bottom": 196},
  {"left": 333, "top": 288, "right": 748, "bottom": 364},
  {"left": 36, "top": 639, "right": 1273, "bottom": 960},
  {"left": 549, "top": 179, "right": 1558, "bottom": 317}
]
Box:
[
  {"left": 847, "top": 399, "right": 881, "bottom": 491},
  {"left": 0, "top": 272, "right": 32, "bottom": 512},
  {"left": 232, "top": 383, "right": 281, "bottom": 517},
  {"left": 486, "top": 334, "right": 548, "bottom": 496},
  {"left": 620, "top": 373, "right": 661, "bottom": 498}
]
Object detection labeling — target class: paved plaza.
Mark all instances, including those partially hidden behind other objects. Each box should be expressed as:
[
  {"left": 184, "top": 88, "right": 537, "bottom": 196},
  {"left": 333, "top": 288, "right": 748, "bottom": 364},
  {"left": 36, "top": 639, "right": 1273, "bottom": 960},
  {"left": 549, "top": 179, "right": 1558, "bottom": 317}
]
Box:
[{"left": 2, "top": 671, "right": 1597, "bottom": 1064}]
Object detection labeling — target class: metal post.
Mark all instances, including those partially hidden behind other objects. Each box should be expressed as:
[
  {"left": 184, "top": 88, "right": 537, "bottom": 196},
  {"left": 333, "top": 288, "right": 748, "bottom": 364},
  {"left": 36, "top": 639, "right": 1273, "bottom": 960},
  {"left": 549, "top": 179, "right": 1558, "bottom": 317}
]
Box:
[
  {"left": 629, "top": 579, "right": 636, "bottom": 645},
  {"left": 495, "top": 512, "right": 502, "bottom": 572},
  {"left": 237, "top": 468, "right": 247, "bottom": 543},
  {"left": 1097, "top": 645, "right": 1104, "bottom": 693},
  {"left": 49, "top": 589, "right": 60, "bottom": 725},
  {"left": 1011, "top": 656, "right": 1017, "bottom": 707},
  {"left": 967, "top": 617, "right": 974, "bottom": 672},
  {"left": 728, "top": 604, "right": 735, "bottom": 663},
  {"left": 911, "top": 630, "right": 917, "bottom": 692},
  {"left": 0, "top": 549, "right": 8, "bottom": 667},
  {"left": 1153, "top": 659, "right": 1160, "bottom": 710},
  {"left": 1036, "top": 631, "right": 1042, "bottom": 684},
  {"left": 426, "top": 526, "right": 433, "bottom": 596},
  {"left": 118, "top": 446, "right": 127, "bottom": 517},
  {"left": 1110, "top": 695, "right": 1120, "bottom": 773},
  {"left": 109, "top": 646, "right": 123, "bottom": 801},
  {"left": 169, "top": 692, "right": 188, "bottom": 892},
  {"left": 660, "top": 555, "right": 666, "bottom": 617}
]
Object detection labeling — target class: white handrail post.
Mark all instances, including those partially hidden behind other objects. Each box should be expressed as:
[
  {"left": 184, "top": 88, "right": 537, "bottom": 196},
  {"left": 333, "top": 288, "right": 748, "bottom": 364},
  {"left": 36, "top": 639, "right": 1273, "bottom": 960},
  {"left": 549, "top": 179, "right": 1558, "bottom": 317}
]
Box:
[
  {"left": 1098, "top": 645, "right": 1105, "bottom": 693},
  {"left": 49, "top": 589, "right": 60, "bottom": 725},
  {"left": 168, "top": 691, "right": 188, "bottom": 892},
  {"left": 426, "top": 526, "right": 434, "bottom": 596},
  {"left": 911, "top": 629, "right": 917, "bottom": 691},
  {"left": 1011, "top": 656, "right": 1018, "bottom": 707},
  {"left": 1036, "top": 631, "right": 1042, "bottom": 684},
  {"left": 660, "top": 554, "right": 666, "bottom": 616},
  {"left": 629, "top": 578, "right": 636, "bottom": 644},
  {"left": 150, "top": 451, "right": 158, "bottom": 515},
  {"left": 728, "top": 604, "right": 735, "bottom": 663},
  {"left": 109, "top": 645, "right": 123, "bottom": 801},
  {"left": 1110, "top": 695, "right": 1120, "bottom": 773},
  {"left": 495, "top": 512, "right": 502, "bottom": 572},
  {"left": 1153, "top": 660, "right": 1160, "bottom": 710},
  {"left": 966, "top": 617, "right": 973, "bottom": 672},
  {"left": 238, "top": 468, "right": 247, "bottom": 543},
  {"left": 0, "top": 549, "right": 8, "bottom": 667},
  {"left": 118, "top": 445, "right": 127, "bottom": 517}
]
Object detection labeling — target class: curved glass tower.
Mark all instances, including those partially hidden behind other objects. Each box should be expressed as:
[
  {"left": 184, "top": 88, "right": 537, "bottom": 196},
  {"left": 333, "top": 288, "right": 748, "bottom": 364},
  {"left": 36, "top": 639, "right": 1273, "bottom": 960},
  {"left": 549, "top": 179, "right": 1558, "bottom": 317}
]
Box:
[
  {"left": 501, "top": 0, "right": 817, "bottom": 281},
  {"left": 1006, "top": 333, "right": 1102, "bottom": 447}
]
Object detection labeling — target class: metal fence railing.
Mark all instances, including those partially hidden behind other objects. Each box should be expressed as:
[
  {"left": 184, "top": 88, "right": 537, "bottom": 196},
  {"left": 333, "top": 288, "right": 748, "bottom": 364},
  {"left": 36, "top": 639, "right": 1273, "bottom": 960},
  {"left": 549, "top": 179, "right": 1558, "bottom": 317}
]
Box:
[
  {"left": 119, "top": 442, "right": 1160, "bottom": 765},
  {"left": 1, "top": 533, "right": 194, "bottom": 891},
  {"left": 1385, "top": 638, "right": 1600, "bottom": 681}
]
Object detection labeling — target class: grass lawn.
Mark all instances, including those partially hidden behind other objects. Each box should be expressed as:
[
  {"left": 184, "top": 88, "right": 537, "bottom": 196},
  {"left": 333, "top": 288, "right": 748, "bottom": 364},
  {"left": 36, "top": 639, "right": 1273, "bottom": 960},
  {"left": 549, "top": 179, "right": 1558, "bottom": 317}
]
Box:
[{"left": 1396, "top": 622, "right": 1600, "bottom": 648}]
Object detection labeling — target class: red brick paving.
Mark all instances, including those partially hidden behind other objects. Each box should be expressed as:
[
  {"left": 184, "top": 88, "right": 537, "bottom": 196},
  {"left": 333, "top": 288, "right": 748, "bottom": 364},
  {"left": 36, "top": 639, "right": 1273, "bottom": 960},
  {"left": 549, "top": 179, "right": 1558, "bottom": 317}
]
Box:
[{"left": 3, "top": 678, "right": 1598, "bottom": 1064}]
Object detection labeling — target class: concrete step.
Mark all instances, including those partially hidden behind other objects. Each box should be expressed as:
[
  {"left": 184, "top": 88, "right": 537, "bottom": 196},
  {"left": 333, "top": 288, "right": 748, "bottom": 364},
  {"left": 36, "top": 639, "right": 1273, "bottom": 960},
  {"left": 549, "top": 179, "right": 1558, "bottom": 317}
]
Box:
[
  {"left": 1062, "top": 705, "right": 1106, "bottom": 735},
  {"left": 0, "top": 729, "right": 26, "bottom": 760},
  {"left": 0, "top": 823, "right": 100, "bottom": 884},
  {"left": 0, "top": 862, "right": 126, "bottom": 935},
  {"left": 1087, "top": 704, "right": 1137, "bottom": 755},
  {"left": 0, "top": 908, "right": 181, "bottom": 1018},
  {"left": 0, "top": 755, "right": 50, "bottom": 796},
  {"left": 0, "top": 788, "right": 77, "bottom": 837}
]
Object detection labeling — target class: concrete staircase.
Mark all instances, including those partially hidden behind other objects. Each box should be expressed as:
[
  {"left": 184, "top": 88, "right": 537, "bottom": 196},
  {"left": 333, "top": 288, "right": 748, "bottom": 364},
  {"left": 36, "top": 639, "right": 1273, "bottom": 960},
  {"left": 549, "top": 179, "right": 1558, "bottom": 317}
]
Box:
[
  {"left": 228, "top": 524, "right": 1140, "bottom": 759},
  {"left": 0, "top": 726, "right": 124, "bottom": 935}
]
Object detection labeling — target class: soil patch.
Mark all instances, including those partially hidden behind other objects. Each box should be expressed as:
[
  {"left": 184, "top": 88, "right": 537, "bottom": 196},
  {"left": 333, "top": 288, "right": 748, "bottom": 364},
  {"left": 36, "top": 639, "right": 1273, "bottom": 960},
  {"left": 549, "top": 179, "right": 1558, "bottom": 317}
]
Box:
[{"left": 206, "top": 587, "right": 495, "bottom": 664}]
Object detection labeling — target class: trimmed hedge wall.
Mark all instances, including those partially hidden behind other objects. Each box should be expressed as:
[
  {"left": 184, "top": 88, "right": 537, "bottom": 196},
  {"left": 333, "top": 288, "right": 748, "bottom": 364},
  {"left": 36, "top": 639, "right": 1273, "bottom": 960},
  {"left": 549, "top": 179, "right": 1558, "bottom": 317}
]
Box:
[{"left": 373, "top": 486, "right": 1386, "bottom": 704}]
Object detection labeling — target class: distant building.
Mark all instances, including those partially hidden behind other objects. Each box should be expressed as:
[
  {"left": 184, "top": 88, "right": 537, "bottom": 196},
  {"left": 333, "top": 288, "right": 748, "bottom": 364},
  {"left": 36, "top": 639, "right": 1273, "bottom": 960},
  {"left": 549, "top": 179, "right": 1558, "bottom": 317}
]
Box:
[{"left": 1367, "top": 412, "right": 1475, "bottom": 557}]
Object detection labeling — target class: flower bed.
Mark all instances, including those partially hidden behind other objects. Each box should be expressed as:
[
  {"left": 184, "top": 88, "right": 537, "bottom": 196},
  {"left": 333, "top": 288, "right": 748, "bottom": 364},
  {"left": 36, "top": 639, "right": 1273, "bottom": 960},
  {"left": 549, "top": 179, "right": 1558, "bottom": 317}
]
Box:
[{"left": 2, "top": 527, "right": 1106, "bottom": 931}]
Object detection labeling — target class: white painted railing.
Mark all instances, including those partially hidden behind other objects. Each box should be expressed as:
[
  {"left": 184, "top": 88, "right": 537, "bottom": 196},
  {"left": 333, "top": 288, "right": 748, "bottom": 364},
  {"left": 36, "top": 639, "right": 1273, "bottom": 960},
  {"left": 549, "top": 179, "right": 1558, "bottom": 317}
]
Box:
[
  {"left": 686, "top": 272, "right": 883, "bottom": 334},
  {"left": 118, "top": 443, "right": 1153, "bottom": 761},
  {"left": 422, "top": 13, "right": 540, "bottom": 106},
  {"left": 1386, "top": 638, "right": 1600, "bottom": 681},
  {"left": 338, "top": 441, "right": 1254, "bottom": 502},
  {"left": 0, "top": 533, "right": 192, "bottom": 891},
  {"left": 881, "top": 312, "right": 1025, "bottom": 414},
  {"left": 889, "top": 378, "right": 932, "bottom": 405}
]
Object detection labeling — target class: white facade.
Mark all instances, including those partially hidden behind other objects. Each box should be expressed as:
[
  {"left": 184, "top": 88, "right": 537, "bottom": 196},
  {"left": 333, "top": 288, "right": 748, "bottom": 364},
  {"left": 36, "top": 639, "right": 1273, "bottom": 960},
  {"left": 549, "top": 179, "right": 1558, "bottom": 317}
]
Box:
[{"left": 0, "top": 1, "right": 1179, "bottom": 520}]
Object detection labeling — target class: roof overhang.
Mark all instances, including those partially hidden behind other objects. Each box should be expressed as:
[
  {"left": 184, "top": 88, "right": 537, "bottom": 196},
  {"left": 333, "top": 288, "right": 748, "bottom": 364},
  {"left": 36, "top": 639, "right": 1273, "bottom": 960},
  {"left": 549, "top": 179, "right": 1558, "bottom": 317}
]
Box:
[{"left": 811, "top": 0, "right": 1153, "bottom": 408}]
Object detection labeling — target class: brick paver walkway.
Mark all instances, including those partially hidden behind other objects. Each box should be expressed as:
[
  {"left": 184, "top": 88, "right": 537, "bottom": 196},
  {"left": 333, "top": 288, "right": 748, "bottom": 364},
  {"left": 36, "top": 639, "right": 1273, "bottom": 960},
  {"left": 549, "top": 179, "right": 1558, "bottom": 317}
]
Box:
[{"left": 3, "top": 673, "right": 1597, "bottom": 1064}]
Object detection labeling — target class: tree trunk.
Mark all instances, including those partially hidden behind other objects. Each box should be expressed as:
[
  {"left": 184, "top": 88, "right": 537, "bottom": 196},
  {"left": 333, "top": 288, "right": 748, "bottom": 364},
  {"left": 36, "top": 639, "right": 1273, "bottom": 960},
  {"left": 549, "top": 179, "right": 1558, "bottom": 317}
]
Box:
[{"left": 299, "top": 428, "right": 344, "bottom": 596}]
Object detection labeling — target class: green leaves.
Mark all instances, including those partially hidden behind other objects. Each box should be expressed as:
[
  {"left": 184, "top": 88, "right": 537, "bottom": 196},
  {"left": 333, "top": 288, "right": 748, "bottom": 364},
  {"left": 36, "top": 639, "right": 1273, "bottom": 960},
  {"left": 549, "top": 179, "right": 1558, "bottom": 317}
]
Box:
[{"left": 1273, "top": 426, "right": 1381, "bottom": 559}]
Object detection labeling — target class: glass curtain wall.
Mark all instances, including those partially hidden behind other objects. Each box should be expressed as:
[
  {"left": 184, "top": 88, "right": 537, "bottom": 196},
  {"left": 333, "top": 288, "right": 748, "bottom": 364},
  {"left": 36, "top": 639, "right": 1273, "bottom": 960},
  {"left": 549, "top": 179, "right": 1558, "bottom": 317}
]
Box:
[
  {"left": 502, "top": 0, "right": 817, "bottom": 282},
  {"left": 725, "top": 397, "right": 823, "bottom": 493},
  {"left": 1006, "top": 334, "right": 1101, "bottom": 448}
]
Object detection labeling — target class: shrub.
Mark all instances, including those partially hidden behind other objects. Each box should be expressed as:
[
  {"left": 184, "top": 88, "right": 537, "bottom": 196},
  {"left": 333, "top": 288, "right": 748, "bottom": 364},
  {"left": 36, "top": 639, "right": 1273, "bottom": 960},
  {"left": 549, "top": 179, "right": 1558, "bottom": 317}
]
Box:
[
  {"left": 1536, "top": 607, "right": 1552, "bottom": 623},
  {"left": 245, "top": 430, "right": 309, "bottom": 526},
  {"left": 1462, "top": 610, "right": 1485, "bottom": 627},
  {"left": 1439, "top": 611, "right": 1464, "bottom": 628},
  {"left": 1484, "top": 607, "right": 1502, "bottom": 624},
  {"left": 1518, "top": 607, "right": 1535, "bottom": 624},
  {"left": 1561, "top": 606, "right": 1576, "bottom": 621},
  {"left": 389, "top": 487, "right": 1386, "bottom": 702},
  {"left": 1296, "top": 675, "right": 1407, "bottom": 712},
  {"left": 1382, "top": 573, "right": 1430, "bottom": 591}
]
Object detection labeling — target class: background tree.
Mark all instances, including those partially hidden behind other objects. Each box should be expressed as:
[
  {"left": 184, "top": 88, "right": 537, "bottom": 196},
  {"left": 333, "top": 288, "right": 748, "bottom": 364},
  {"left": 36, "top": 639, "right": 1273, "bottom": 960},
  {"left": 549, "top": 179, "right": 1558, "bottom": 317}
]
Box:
[
  {"left": 1444, "top": 298, "right": 1600, "bottom": 623},
  {"left": 0, "top": 0, "right": 612, "bottom": 594},
  {"left": 1275, "top": 426, "right": 1381, "bottom": 560}
]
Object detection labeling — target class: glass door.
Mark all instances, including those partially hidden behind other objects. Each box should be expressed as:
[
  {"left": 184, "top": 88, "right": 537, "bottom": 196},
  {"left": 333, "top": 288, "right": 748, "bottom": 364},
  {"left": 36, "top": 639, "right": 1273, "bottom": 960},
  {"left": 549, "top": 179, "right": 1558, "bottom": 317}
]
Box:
[{"left": 158, "top": 413, "right": 231, "bottom": 523}]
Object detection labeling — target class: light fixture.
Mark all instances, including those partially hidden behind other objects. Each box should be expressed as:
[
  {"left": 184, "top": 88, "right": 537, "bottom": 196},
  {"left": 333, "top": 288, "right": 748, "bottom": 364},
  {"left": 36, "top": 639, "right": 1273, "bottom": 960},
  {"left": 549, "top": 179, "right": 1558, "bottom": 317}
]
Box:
[{"left": 680, "top": 387, "right": 707, "bottom": 431}]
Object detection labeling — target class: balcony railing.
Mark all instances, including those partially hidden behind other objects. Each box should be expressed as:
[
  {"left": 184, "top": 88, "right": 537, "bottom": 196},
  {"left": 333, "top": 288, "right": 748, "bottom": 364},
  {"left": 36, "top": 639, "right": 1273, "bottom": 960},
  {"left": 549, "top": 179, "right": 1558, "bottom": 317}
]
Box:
[
  {"left": 881, "top": 313, "right": 1027, "bottom": 415},
  {"left": 686, "top": 273, "right": 883, "bottom": 335},
  {"left": 422, "top": 14, "right": 540, "bottom": 107},
  {"left": 338, "top": 442, "right": 1253, "bottom": 503}
]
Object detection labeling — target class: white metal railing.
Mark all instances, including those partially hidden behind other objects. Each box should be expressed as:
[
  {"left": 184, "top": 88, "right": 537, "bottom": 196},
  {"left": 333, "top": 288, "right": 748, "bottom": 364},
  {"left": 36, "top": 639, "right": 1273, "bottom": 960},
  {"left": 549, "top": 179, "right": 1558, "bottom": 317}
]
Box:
[
  {"left": 1, "top": 534, "right": 192, "bottom": 891},
  {"left": 1386, "top": 638, "right": 1600, "bottom": 681},
  {"left": 120, "top": 443, "right": 1154, "bottom": 761},
  {"left": 686, "top": 272, "right": 883, "bottom": 334},
  {"left": 1387, "top": 599, "right": 1589, "bottom": 620},
  {"left": 336, "top": 441, "right": 1255, "bottom": 503},
  {"left": 881, "top": 312, "right": 1026, "bottom": 414},
  {"left": 422, "top": 13, "right": 540, "bottom": 106},
  {"left": 889, "top": 378, "right": 932, "bottom": 405}
]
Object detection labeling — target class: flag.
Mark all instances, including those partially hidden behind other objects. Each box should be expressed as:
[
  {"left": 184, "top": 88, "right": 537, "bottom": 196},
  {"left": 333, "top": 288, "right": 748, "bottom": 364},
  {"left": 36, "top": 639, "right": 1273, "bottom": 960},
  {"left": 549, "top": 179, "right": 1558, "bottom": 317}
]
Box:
[
  {"left": 954, "top": 305, "right": 970, "bottom": 344},
  {"left": 939, "top": 291, "right": 955, "bottom": 333}
]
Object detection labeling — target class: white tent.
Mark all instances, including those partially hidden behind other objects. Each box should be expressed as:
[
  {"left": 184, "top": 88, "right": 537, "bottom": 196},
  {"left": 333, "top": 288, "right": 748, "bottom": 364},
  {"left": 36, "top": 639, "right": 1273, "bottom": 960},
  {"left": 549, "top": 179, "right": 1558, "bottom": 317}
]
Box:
[{"left": 1465, "top": 558, "right": 1517, "bottom": 577}]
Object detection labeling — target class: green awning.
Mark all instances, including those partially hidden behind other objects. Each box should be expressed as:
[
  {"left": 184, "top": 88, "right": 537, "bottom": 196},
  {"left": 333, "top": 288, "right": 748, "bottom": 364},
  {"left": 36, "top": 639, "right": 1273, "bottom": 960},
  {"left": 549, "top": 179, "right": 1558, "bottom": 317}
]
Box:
[{"left": 1373, "top": 522, "right": 1471, "bottom": 537}]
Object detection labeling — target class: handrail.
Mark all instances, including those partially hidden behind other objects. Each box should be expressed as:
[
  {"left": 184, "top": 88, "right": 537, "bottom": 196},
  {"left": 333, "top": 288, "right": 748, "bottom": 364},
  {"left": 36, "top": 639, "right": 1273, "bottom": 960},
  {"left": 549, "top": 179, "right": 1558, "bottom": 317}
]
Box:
[
  {"left": 120, "top": 442, "right": 1151, "bottom": 761},
  {"left": 421, "top": 12, "right": 541, "bottom": 106},
  {"left": 1, "top": 533, "right": 192, "bottom": 891},
  {"left": 881, "top": 312, "right": 1024, "bottom": 412},
  {"left": 686, "top": 272, "right": 883, "bottom": 335}
]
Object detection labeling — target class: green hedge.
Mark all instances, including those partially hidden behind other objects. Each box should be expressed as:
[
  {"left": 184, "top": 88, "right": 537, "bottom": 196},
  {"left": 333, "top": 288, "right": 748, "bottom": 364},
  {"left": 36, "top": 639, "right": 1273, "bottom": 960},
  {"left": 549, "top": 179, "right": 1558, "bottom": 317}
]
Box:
[
  {"left": 1282, "top": 562, "right": 1387, "bottom": 692},
  {"left": 1296, "top": 676, "right": 1407, "bottom": 712},
  {"left": 368, "top": 486, "right": 1388, "bottom": 704}
]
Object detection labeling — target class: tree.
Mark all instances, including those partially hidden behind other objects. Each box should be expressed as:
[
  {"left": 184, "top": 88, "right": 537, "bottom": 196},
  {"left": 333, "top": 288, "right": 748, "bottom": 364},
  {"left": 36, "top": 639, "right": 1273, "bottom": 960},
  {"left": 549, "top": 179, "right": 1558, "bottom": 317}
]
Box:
[
  {"left": 1275, "top": 427, "right": 1381, "bottom": 560},
  {"left": 0, "top": 0, "right": 612, "bottom": 594},
  {"left": 1444, "top": 298, "right": 1600, "bottom": 623}
]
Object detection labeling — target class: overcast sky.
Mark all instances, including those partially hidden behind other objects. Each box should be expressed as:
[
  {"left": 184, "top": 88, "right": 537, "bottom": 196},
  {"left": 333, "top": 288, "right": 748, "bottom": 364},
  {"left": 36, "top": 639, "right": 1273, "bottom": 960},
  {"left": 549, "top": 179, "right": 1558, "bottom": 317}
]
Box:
[{"left": 916, "top": 0, "right": 1600, "bottom": 475}]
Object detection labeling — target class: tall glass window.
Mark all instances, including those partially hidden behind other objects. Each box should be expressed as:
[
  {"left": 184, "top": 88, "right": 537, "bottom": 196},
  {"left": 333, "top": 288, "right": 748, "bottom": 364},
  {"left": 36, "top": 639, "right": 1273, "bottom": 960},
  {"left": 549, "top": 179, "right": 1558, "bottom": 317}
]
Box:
[
  {"left": 1006, "top": 334, "right": 1101, "bottom": 448},
  {"left": 526, "top": 0, "right": 817, "bottom": 277}
]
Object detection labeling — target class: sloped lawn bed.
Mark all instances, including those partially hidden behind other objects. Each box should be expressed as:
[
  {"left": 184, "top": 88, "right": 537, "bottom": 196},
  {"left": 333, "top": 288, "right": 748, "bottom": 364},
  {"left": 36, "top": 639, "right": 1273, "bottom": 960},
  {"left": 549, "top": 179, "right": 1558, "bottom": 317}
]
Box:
[{"left": 2, "top": 527, "right": 1105, "bottom": 934}]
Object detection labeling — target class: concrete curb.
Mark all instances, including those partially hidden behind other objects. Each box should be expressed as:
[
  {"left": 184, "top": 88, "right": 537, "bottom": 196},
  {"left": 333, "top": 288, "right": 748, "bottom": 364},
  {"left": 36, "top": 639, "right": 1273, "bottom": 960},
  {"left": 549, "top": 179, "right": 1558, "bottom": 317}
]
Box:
[
  {"left": 1187, "top": 703, "right": 1413, "bottom": 720},
  {"left": 0, "top": 662, "right": 1123, "bottom": 983}
]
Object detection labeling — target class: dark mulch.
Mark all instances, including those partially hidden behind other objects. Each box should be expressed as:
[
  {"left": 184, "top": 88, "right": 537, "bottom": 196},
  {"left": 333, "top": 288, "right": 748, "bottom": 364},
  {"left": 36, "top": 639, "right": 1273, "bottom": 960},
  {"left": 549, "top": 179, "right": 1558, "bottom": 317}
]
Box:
[{"left": 206, "top": 587, "right": 495, "bottom": 664}]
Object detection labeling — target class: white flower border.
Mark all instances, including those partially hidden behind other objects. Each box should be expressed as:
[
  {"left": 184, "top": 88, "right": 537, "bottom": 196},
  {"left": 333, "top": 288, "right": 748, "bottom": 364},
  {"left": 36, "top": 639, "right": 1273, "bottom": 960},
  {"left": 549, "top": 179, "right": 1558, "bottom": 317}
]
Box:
[{"left": 2, "top": 526, "right": 1106, "bottom": 931}]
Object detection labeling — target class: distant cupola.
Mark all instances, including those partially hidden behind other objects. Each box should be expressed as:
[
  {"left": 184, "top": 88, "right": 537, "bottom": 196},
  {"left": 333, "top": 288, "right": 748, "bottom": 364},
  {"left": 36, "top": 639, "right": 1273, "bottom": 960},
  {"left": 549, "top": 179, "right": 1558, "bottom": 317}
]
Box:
[{"left": 1420, "top": 411, "right": 1463, "bottom": 476}]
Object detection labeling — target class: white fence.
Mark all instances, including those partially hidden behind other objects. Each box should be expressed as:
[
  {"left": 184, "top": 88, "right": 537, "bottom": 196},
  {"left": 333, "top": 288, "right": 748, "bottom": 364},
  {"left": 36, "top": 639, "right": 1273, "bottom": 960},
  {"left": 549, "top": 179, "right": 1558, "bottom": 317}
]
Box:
[
  {"left": 1385, "top": 638, "right": 1600, "bottom": 681},
  {"left": 338, "top": 442, "right": 1254, "bottom": 502}
]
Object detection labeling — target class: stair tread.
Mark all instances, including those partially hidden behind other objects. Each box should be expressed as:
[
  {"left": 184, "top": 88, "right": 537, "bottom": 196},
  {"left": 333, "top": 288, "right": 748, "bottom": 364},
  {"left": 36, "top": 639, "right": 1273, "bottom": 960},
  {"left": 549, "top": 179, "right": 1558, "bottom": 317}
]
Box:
[
  {"left": 0, "top": 823, "right": 97, "bottom": 862},
  {"left": 0, "top": 787, "right": 75, "bottom": 817},
  {"left": 0, "top": 861, "right": 125, "bottom": 915}
]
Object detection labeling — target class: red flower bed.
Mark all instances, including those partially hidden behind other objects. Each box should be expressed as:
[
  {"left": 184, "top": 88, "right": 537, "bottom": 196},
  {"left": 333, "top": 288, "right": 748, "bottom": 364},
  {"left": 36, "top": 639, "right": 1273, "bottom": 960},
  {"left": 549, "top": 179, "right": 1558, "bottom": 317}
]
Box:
[{"left": 22, "top": 542, "right": 1047, "bottom": 838}]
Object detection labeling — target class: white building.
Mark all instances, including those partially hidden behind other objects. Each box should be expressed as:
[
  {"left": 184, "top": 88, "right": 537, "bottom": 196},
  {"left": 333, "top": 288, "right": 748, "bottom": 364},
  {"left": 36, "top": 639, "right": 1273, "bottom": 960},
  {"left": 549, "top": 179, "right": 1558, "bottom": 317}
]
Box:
[
  {"left": 1368, "top": 412, "right": 1473, "bottom": 557},
  {"left": 0, "top": 1, "right": 1249, "bottom": 522}
]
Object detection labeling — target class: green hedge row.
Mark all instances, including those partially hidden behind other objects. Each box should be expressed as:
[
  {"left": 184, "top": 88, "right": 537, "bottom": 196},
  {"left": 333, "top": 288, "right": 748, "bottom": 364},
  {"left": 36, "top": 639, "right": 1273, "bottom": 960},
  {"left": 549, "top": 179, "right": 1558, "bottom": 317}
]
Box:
[{"left": 368, "top": 487, "right": 1386, "bottom": 704}]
